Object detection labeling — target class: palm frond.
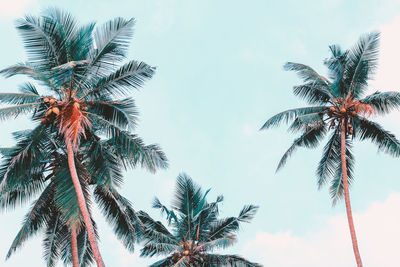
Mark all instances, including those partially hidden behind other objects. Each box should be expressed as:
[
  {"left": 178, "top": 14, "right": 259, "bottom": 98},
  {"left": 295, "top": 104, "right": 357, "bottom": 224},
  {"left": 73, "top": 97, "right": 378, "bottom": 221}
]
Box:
[
  {"left": 86, "top": 98, "right": 138, "bottom": 130},
  {"left": 330, "top": 136, "right": 355, "bottom": 205},
  {"left": 6, "top": 183, "right": 55, "bottom": 259},
  {"left": 277, "top": 122, "right": 326, "bottom": 171},
  {"left": 94, "top": 186, "right": 140, "bottom": 252},
  {"left": 360, "top": 91, "right": 400, "bottom": 114},
  {"left": 205, "top": 254, "right": 262, "bottom": 267},
  {"left": 354, "top": 117, "right": 400, "bottom": 156},
  {"left": 260, "top": 106, "right": 327, "bottom": 130},
  {"left": 316, "top": 128, "right": 340, "bottom": 189},
  {"left": 83, "top": 60, "right": 155, "bottom": 99},
  {"left": 346, "top": 32, "right": 380, "bottom": 98}
]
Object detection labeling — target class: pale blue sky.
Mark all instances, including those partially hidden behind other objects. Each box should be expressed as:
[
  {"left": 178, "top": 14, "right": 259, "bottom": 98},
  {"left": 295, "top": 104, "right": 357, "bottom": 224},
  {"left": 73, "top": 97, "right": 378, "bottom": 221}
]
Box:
[{"left": 1, "top": 0, "right": 400, "bottom": 266}]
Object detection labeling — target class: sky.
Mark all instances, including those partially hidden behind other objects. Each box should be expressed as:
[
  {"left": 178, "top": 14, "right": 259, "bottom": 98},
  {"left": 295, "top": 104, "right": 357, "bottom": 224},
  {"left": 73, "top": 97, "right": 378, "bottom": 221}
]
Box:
[{"left": 1, "top": 0, "right": 400, "bottom": 266}]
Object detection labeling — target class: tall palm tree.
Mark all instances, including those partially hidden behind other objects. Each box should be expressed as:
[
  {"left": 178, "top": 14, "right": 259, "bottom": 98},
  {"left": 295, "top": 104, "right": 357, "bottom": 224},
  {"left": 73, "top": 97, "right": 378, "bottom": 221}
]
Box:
[
  {"left": 138, "top": 173, "right": 261, "bottom": 267},
  {"left": 261, "top": 32, "right": 400, "bottom": 267},
  {"left": 0, "top": 126, "right": 159, "bottom": 266},
  {"left": 0, "top": 8, "right": 167, "bottom": 266}
]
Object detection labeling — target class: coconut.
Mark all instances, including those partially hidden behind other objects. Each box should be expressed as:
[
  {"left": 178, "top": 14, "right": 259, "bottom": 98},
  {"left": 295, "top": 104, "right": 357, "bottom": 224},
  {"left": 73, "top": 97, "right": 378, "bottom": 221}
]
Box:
[
  {"left": 351, "top": 111, "right": 357, "bottom": 116},
  {"left": 44, "top": 97, "right": 49, "bottom": 103},
  {"left": 49, "top": 98, "right": 56, "bottom": 105},
  {"left": 52, "top": 107, "right": 60, "bottom": 115},
  {"left": 184, "top": 250, "right": 189, "bottom": 256},
  {"left": 348, "top": 123, "right": 352, "bottom": 128},
  {"left": 349, "top": 129, "right": 354, "bottom": 135},
  {"left": 46, "top": 109, "right": 52, "bottom": 116},
  {"left": 329, "top": 106, "right": 335, "bottom": 112},
  {"left": 340, "top": 107, "right": 346, "bottom": 113},
  {"left": 41, "top": 118, "right": 47, "bottom": 124}
]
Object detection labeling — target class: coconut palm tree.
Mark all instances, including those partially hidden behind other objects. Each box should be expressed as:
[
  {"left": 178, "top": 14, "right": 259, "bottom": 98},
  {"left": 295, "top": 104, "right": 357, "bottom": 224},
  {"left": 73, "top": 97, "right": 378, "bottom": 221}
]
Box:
[
  {"left": 0, "top": 8, "right": 167, "bottom": 266},
  {"left": 0, "top": 126, "right": 159, "bottom": 266},
  {"left": 138, "top": 173, "right": 261, "bottom": 267},
  {"left": 261, "top": 32, "right": 400, "bottom": 267}
]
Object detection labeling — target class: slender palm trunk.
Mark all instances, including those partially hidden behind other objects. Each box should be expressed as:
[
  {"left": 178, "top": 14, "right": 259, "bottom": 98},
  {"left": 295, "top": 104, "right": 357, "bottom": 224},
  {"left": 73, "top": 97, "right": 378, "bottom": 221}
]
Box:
[
  {"left": 66, "top": 137, "right": 105, "bottom": 267},
  {"left": 71, "top": 227, "right": 79, "bottom": 267},
  {"left": 340, "top": 119, "right": 362, "bottom": 267}
]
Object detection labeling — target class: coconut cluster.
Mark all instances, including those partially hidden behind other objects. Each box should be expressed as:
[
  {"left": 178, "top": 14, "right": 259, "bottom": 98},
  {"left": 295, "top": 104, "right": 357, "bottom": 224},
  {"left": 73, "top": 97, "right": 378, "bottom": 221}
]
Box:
[
  {"left": 171, "top": 241, "right": 206, "bottom": 263},
  {"left": 327, "top": 105, "right": 355, "bottom": 135},
  {"left": 40, "top": 97, "right": 88, "bottom": 125},
  {"left": 41, "top": 97, "right": 60, "bottom": 124}
]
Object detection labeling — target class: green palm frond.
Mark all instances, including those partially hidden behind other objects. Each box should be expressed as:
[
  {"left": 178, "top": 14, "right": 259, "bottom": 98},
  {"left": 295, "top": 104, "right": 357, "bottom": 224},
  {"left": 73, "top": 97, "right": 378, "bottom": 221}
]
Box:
[
  {"left": 277, "top": 122, "right": 326, "bottom": 171},
  {"left": 85, "top": 137, "right": 123, "bottom": 188},
  {"left": 6, "top": 183, "right": 55, "bottom": 259},
  {"left": 0, "top": 125, "right": 50, "bottom": 193},
  {"left": 260, "top": 106, "right": 327, "bottom": 130},
  {"left": 0, "top": 102, "right": 41, "bottom": 121},
  {"left": 16, "top": 15, "right": 62, "bottom": 70},
  {"left": 83, "top": 60, "right": 155, "bottom": 99},
  {"left": 76, "top": 17, "right": 135, "bottom": 90},
  {"left": 354, "top": 117, "right": 400, "bottom": 156},
  {"left": 361, "top": 91, "right": 400, "bottom": 114},
  {"left": 329, "top": 137, "right": 355, "bottom": 205},
  {"left": 94, "top": 186, "right": 140, "bottom": 252},
  {"left": 87, "top": 98, "right": 138, "bottom": 130},
  {"left": 316, "top": 128, "right": 340, "bottom": 189},
  {"left": 205, "top": 254, "right": 262, "bottom": 267},
  {"left": 345, "top": 32, "right": 380, "bottom": 98}
]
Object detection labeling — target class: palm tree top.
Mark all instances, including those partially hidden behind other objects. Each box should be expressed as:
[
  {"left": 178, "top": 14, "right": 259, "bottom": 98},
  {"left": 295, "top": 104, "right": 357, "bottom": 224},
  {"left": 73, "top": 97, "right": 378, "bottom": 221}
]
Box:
[
  {"left": 138, "top": 173, "right": 261, "bottom": 266},
  {"left": 261, "top": 32, "right": 400, "bottom": 204}
]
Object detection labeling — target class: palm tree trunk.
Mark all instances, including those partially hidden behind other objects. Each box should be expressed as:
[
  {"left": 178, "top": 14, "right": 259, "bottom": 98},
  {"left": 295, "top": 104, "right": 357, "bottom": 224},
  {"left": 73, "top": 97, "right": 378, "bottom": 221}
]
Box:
[
  {"left": 71, "top": 226, "right": 79, "bottom": 267},
  {"left": 340, "top": 119, "right": 363, "bottom": 267},
  {"left": 66, "top": 137, "right": 105, "bottom": 267}
]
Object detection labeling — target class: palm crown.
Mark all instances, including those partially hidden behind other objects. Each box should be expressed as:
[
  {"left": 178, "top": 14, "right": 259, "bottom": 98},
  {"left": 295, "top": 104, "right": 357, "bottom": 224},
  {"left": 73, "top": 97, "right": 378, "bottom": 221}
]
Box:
[
  {"left": 0, "top": 8, "right": 168, "bottom": 266},
  {"left": 261, "top": 32, "right": 400, "bottom": 203},
  {"left": 138, "top": 173, "right": 260, "bottom": 267}
]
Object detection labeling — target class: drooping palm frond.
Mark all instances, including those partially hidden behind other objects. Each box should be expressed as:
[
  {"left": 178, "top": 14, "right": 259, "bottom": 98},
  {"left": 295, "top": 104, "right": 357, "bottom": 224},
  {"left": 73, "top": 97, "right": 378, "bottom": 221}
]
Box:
[
  {"left": 0, "top": 125, "right": 51, "bottom": 193},
  {"left": 94, "top": 186, "right": 141, "bottom": 252},
  {"left": 6, "top": 183, "right": 55, "bottom": 259},
  {"left": 329, "top": 137, "right": 355, "bottom": 205},
  {"left": 354, "top": 117, "right": 400, "bottom": 156},
  {"left": 277, "top": 122, "right": 326, "bottom": 171},
  {"left": 316, "top": 128, "right": 341, "bottom": 189}
]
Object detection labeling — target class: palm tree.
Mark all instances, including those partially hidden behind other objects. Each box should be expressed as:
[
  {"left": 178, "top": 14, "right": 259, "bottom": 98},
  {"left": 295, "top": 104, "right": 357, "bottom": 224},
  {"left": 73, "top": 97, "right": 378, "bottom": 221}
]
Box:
[
  {"left": 138, "top": 173, "right": 261, "bottom": 267},
  {"left": 261, "top": 32, "right": 400, "bottom": 267},
  {"left": 0, "top": 8, "right": 167, "bottom": 266},
  {"left": 0, "top": 127, "right": 160, "bottom": 266}
]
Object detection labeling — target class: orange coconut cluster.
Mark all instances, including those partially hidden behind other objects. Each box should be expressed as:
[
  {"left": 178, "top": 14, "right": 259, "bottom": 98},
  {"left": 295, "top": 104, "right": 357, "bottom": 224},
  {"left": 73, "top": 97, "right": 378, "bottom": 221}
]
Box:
[
  {"left": 171, "top": 240, "right": 207, "bottom": 263},
  {"left": 41, "top": 96, "right": 88, "bottom": 125},
  {"left": 327, "top": 97, "right": 373, "bottom": 135}
]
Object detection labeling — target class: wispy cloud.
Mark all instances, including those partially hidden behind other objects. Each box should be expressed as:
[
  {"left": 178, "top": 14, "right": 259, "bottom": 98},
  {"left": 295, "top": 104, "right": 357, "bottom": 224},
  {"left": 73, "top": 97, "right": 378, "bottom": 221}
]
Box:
[
  {"left": 0, "top": 0, "right": 37, "bottom": 18},
  {"left": 242, "top": 193, "right": 400, "bottom": 267}
]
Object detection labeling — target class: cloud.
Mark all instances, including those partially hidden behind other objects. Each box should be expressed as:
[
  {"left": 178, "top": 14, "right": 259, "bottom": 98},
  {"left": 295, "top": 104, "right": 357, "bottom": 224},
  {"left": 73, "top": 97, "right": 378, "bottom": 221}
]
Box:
[
  {"left": 0, "top": 0, "right": 37, "bottom": 18},
  {"left": 242, "top": 193, "right": 400, "bottom": 267},
  {"left": 370, "top": 16, "right": 400, "bottom": 91}
]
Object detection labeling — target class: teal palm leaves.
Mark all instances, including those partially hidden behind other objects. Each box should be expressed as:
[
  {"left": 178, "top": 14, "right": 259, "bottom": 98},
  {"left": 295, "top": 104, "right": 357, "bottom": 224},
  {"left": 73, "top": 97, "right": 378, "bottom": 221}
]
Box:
[
  {"left": 139, "top": 173, "right": 260, "bottom": 267},
  {"left": 0, "top": 8, "right": 167, "bottom": 266},
  {"left": 261, "top": 32, "right": 400, "bottom": 266}
]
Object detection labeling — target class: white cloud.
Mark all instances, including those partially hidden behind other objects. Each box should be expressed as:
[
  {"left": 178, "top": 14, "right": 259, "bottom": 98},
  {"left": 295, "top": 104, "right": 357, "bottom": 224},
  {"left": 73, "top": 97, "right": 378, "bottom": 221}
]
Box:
[
  {"left": 0, "top": 0, "right": 37, "bottom": 18},
  {"left": 370, "top": 16, "right": 400, "bottom": 91},
  {"left": 242, "top": 193, "right": 400, "bottom": 267}
]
